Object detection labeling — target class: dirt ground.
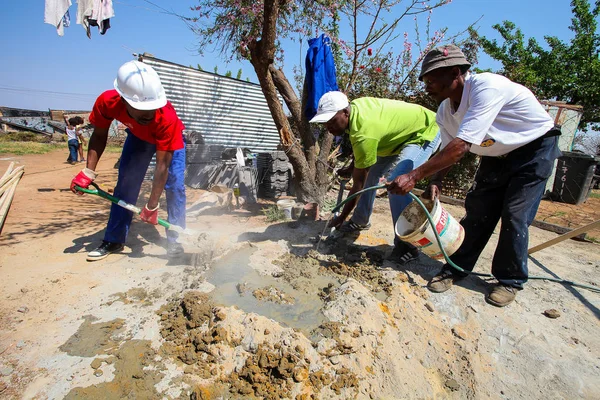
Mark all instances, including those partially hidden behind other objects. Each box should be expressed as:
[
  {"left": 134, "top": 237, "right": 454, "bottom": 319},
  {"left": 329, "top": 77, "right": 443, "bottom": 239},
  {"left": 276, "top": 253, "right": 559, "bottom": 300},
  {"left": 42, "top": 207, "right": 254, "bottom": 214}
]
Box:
[
  {"left": 0, "top": 149, "right": 599, "bottom": 399},
  {"left": 534, "top": 193, "right": 600, "bottom": 240}
]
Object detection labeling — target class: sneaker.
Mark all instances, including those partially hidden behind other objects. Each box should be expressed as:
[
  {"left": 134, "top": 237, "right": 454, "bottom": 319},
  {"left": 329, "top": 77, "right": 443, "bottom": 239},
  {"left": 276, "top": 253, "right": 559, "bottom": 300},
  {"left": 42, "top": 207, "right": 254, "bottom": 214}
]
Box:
[
  {"left": 486, "top": 284, "right": 519, "bottom": 307},
  {"left": 339, "top": 220, "right": 371, "bottom": 233},
  {"left": 389, "top": 242, "right": 419, "bottom": 265},
  {"left": 86, "top": 241, "right": 124, "bottom": 261},
  {"left": 80, "top": 158, "right": 86, "bottom": 162},
  {"left": 427, "top": 269, "right": 462, "bottom": 293},
  {"left": 167, "top": 242, "right": 184, "bottom": 259}
]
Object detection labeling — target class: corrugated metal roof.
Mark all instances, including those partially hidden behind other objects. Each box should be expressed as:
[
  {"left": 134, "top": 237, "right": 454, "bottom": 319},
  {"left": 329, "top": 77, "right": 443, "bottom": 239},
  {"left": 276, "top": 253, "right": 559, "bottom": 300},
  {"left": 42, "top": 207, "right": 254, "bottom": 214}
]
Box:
[{"left": 140, "top": 56, "right": 281, "bottom": 152}]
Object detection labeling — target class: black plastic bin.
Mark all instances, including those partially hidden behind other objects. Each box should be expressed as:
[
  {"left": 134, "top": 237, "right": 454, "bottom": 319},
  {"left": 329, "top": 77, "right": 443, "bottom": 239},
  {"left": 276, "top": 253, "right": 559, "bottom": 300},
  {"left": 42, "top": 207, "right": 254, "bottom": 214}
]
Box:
[{"left": 552, "top": 151, "right": 599, "bottom": 205}]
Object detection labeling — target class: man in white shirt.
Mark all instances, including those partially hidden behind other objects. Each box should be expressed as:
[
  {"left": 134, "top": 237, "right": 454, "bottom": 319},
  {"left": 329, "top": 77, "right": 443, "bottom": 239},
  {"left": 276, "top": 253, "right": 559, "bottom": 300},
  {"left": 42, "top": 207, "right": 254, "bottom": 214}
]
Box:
[{"left": 388, "top": 45, "right": 561, "bottom": 307}]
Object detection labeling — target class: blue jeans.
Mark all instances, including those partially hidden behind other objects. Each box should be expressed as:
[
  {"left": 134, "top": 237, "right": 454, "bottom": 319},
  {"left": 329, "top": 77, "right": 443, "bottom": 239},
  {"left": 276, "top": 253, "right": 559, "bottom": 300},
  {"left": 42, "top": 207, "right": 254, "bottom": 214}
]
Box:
[
  {"left": 444, "top": 133, "right": 561, "bottom": 288},
  {"left": 68, "top": 139, "right": 79, "bottom": 162},
  {"left": 351, "top": 134, "right": 441, "bottom": 244},
  {"left": 104, "top": 132, "right": 186, "bottom": 245}
]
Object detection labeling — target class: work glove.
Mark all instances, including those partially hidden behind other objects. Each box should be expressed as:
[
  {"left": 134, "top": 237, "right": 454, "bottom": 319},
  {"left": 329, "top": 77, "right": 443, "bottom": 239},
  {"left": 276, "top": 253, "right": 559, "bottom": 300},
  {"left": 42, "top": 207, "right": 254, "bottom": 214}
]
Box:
[
  {"left": 140, "top": 204, "right": 159, "bottom": 225},
  {"left": 70, "top": 168, "right": 97, "bottom": 195}
]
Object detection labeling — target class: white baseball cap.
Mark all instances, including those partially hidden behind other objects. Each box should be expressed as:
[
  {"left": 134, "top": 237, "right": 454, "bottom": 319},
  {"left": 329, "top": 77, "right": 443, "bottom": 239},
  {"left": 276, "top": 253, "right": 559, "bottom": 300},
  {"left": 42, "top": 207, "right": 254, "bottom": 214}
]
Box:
[{"left": 309, "top": 91, "right": 350, "bottom": 123}]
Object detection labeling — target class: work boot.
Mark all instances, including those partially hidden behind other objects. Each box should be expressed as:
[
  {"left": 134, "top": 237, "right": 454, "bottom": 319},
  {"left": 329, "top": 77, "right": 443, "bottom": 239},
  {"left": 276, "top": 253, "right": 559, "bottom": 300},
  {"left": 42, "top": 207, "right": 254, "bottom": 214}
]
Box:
[
  {"left": 87, "top": 241, "right": 124, "bottom": 261},
  {"left": 167, "top": 242, "right": 184, "bottom": 259},
  {"left": 427, "top": 269, "right": 462, "bottom": 293},
  {"left": 486, "top": 284, "right": 519, "bottom": 307}
]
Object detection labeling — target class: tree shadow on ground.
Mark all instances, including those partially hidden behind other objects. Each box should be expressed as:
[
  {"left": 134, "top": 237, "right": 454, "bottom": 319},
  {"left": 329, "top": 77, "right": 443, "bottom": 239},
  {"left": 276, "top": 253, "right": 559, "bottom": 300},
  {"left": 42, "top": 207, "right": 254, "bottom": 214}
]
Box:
[
  {"left": 236, "top": 218, "right": 326, "bottom": 254},
  {"left": 236, "top": 219, "right": 492, "bottom": 297},
  {"left": 529, "top": 255, "right": 600, "bottom": 319},
  {"left": 321, "top": 231, "right": 493, "bottom": 297},
  {"left": 0, "top": 192, "right": 111, "bottom": 247},
  {"left": 62, "top": 221, "right": 164, "bottom": 260}
]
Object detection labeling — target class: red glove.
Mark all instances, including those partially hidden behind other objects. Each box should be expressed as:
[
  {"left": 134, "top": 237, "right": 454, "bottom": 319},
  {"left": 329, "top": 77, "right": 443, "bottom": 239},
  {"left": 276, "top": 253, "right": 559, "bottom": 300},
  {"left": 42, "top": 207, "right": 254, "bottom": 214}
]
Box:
[
  {"left": 71, "top": 168, "right": 97, "bottom": 195},
  {"left": 140, "top": 204, "right": 159, "bottom": 225}
]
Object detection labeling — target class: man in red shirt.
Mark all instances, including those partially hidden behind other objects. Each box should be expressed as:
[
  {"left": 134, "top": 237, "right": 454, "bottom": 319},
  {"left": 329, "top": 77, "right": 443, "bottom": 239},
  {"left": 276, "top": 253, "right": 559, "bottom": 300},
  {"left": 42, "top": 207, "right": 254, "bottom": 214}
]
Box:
[{"left": 71, "top": 60, "right": 187, "bottom": 261}]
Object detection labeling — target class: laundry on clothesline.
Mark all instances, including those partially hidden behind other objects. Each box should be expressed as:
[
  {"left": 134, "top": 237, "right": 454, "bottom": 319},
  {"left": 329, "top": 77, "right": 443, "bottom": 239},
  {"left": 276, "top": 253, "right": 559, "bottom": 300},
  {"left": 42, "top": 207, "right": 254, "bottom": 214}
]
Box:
[{"left": 44, "top": 0, "right": 114, "bottom": 38}]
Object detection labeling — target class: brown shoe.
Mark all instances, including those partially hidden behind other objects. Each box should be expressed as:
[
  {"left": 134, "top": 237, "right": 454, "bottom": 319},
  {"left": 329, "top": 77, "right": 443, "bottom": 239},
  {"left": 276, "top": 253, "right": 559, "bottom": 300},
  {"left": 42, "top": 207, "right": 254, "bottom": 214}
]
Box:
[
  {"left": 486, "top": 284, "right": 518, "bottom": 307},
  {"left": 427, "top": 270, "right": 461, "bottom": 293}
]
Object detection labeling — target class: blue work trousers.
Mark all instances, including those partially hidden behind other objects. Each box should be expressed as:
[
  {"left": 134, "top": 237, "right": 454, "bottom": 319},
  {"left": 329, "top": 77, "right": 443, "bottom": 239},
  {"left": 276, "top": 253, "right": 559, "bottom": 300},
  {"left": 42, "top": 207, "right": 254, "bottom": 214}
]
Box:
[
  {"left": 351, "top": 134, "right": 441, "bottom": 245},
  {"left": 68, "top": 139, "right": 79, "bottom": 162},
  {"left": 444, "top": 133, "right": 561, "bottom": 288},
  {"left": 104, "top": 132, "right": 186, "bottom": 245}
]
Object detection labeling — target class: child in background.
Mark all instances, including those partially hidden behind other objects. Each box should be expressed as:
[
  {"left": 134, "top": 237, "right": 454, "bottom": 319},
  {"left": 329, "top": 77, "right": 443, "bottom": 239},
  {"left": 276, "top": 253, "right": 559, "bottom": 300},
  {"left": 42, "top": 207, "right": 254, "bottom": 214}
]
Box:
[{"left": 64, "top": 116, "right": 85, "bottom": 165}]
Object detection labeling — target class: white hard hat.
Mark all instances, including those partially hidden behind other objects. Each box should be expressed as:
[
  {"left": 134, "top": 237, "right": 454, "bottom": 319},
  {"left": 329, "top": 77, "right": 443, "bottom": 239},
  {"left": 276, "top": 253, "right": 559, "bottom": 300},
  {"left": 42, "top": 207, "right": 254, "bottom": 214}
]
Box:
[
  {"left": 309, "top": 91, "right": 349, "bottom": 123},
  {"left": 114, "top": 60, "right": 167, "bottom": 110}
]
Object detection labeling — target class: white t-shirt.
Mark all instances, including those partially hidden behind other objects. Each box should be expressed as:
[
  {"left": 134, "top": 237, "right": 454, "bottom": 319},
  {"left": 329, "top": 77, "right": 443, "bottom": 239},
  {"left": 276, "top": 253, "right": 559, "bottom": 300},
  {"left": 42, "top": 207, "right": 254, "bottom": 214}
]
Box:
[
  {"left": 66, "top": 127, "right": 78, "bottom": 141},
  {"left": 437, "top": 72, "right": 555, "bottom": 156}
]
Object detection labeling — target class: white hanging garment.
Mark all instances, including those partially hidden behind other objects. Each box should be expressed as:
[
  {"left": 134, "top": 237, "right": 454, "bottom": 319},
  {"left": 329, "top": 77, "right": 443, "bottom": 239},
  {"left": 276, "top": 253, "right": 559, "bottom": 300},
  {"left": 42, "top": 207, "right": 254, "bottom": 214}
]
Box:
[
  {"left": 76, "top": 0, "right": 94, "bottom": 38},
  {"left": 77, "top": 0, "right": 114, "bottom": 38},
  {"left": 44, "top": 0, "right": 72, "bottom": 36},
  {"left": 90, "top": 0, "right": 115, "bottom": 34}
]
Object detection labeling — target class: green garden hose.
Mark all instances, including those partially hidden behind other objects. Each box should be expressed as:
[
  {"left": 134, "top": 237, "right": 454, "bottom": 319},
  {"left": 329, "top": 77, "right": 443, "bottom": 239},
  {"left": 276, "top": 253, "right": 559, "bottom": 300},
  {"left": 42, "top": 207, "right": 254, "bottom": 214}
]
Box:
[{"left": 330, "top": 184, "right": 600, "bottom": 293}]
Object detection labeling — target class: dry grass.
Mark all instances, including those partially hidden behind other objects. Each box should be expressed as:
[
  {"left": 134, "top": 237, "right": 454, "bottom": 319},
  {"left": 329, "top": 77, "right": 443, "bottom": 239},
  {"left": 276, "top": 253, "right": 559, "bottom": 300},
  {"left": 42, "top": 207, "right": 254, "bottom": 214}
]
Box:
[
  {"left": 0, "top": 141, "right": 64, "bottom": 155},
  {"left": 0, "top": 132, "right": 122, "bottom": 155}
]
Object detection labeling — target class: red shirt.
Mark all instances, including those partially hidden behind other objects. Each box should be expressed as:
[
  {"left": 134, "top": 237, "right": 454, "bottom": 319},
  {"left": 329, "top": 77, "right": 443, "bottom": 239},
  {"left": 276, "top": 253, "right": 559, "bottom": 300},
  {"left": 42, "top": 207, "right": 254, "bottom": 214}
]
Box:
[{"left": 89, "top": 89, "right": 185, "bottom": 151}]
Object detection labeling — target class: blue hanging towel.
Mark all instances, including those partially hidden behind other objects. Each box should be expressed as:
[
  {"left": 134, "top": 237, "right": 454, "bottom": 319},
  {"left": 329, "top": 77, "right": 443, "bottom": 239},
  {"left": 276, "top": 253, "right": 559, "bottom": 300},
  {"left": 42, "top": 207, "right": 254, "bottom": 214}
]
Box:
[{"left": 305, "top": 34, "right": 339, "bottom": 121}]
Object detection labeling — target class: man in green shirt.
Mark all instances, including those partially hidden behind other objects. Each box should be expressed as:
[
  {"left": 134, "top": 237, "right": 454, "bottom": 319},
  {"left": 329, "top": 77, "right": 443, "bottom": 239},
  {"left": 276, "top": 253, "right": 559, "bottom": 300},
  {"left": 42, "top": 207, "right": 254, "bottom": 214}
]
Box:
[{"left": 310, "top": 91, "right": 440, "bottom": 263}]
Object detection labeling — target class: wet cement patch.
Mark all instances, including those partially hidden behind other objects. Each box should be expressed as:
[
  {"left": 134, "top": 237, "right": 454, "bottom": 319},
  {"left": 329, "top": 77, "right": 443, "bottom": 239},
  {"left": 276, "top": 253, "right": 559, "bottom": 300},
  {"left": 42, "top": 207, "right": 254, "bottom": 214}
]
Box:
[
  {"left": 158, "top": 291, "right": 359, "bottom": 400},
  {"left": 281, "top": 246, "right": 392, "bottom": 298},
  {"left": 59, "top": 315, "right": 126, "bottom": 357},
  {"left": 204, "top": 246, "right": 331, "bottom": 333},
  {"left": 252, "top": 286, "right": 296, "bottom": 305},
  {"left": 63, "top": 340, "right": 162, "bottom": 400}
]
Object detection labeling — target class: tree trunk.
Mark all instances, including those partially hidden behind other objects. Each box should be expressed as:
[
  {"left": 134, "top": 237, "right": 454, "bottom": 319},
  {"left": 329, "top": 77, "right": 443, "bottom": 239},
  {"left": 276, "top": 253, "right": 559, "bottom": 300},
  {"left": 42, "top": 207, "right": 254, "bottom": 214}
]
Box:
[{"left": 246, "top": 0, "right": 334, "bottom": 204}]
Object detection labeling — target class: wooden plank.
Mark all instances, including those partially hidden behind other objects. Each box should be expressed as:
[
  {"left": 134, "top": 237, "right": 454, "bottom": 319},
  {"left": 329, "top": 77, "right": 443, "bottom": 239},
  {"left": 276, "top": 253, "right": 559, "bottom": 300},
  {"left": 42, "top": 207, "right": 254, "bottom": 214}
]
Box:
[
  {"left": 1, "top": 162, "right": 15, "bottom": 181},
  {"left": 529, "top": 220, "right": 600, "bottom": 254},
  {"left": 0, "top": 173, "right": 22, "bottom": 234},
  {"left": 411, "top": 188, "right": 588, "bottom": 240}
]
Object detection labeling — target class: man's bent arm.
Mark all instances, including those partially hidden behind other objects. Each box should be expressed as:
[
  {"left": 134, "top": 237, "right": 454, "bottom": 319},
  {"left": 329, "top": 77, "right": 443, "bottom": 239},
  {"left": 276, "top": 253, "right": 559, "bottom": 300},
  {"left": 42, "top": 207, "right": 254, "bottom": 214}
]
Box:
[
  {"left": 388, "top": 138, "right": 471, "bottom": 195},
  {"left": 86, "top": 126, "right": 109, "bottom": 171},
  {"left": 429, "top": 166, "right": 452, "bottom": 186},
  {"left": 147, "top": 150, "right": 173, "bottom": 209},
  {"left": 338, "top": 166, "right": 369, "bottom": 220}
]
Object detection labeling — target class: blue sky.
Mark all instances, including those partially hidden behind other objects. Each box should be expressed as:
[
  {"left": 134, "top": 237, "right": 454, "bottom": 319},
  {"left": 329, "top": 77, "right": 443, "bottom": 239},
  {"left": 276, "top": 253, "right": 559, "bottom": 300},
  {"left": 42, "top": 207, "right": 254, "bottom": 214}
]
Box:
[{"left": 0, "top": 0, "right": 579, "bottom": 111}]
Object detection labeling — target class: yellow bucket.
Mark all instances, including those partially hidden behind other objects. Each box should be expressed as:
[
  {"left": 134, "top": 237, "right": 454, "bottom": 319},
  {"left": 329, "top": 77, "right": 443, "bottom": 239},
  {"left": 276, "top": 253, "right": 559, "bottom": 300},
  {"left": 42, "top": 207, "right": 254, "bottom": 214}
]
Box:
[{"left": 395, "top": 198, "right": 464, "bottom": 260}]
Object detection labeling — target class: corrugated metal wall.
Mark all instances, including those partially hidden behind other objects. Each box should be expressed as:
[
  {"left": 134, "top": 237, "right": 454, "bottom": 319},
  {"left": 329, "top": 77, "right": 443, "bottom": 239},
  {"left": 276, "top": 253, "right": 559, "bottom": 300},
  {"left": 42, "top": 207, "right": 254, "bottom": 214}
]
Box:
[{"left": 141, "top": 56, "right": 280, "bottom": 152}]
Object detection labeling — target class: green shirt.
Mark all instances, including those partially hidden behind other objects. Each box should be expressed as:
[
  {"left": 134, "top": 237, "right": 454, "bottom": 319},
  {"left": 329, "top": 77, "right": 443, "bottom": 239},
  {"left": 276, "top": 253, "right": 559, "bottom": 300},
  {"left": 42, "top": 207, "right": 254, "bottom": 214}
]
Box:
[{"left": 347, "top": 98, "right": 439, "bottom": 169}]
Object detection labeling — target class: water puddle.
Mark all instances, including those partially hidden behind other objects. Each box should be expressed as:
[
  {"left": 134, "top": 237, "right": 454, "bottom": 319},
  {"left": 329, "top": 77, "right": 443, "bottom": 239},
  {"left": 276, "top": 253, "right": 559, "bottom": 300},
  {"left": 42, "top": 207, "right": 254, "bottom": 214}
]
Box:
[{"left": 204, "top": 246, "right": 328, "bottom": 334}]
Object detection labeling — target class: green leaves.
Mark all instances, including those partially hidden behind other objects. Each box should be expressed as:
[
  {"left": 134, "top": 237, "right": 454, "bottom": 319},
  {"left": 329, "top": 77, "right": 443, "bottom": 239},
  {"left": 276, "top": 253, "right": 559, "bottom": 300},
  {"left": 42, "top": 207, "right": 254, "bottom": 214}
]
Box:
[{"left": 477, "top": 0, "right": 600, "bottom": 130}]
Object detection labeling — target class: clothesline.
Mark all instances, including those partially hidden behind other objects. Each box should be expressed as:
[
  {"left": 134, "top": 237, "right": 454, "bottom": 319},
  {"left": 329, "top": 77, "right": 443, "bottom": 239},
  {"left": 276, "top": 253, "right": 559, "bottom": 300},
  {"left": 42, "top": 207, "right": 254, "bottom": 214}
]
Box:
[{"left": 44, "top": 0, "right": 115, "bottom": 38}]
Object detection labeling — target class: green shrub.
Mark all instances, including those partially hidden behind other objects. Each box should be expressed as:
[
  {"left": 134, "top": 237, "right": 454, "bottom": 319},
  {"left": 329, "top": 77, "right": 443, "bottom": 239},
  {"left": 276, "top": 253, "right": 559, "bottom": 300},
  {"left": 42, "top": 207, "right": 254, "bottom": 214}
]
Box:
[{"left": 262, "top": 204, "right": 286, "bottom": 222}]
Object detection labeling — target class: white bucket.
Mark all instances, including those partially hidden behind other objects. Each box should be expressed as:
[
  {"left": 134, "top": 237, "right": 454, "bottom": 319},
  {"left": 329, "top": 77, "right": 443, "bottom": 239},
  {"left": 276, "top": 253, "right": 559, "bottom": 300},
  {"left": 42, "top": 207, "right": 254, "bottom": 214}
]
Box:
[
  {"left": 395, "top": 198, "right": 464, "bottom": 261},
  {"left": 276, "top": 199, "right": 295, "bottom": 220}
]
